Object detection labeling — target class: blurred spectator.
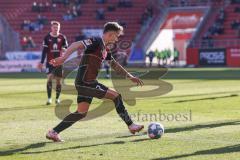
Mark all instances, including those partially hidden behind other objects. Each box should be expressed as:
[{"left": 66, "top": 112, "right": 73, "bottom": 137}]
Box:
[
  {"left": 96, "top": 0, "right": 106, "bottom": 4},
  {"left": 140, "top": 12, "right": 149, "bottom": 25},
  {"left": 173, "top": 48, "right": 179, "bottom": 65},
  {"left": 155, "top": 49, "right": 161, "bottom": 67},
  {"left": 52, "top": 3, "right": 57, "bottom": 12},
  {"left": 37, "top": 14, "right": 48, "bottom": 26},
  {"left": 118, "top": 0, "right": 133, "bottom": 8},
  {"left": 147, "top": 50, "right": 155, "bottom": 67},
  {"left": 231, "top": 0, "right": 240, "bottom": 4},
  {"left": 75, "top": 0, "right": 84, "bottom": 4},
  {"left": 216, "top": 7, "right": 225, "bottom": 24},
  {"left": 73, "top": 5, "right": 82, "bottom": 17},
  {"left": 27, "top": 36, "right": 36, "bottom": 48},
  {"left": 146, "top": 5, "right": 153, "bottom": 18},
  {"left": 32, "top": 2, "right": 52, "bottom": 12},
  {"left": 63, "top": 4, "right": 81, "bottom": 21},
  {"left": 63, "top": 0, "right": 70, "bottom": 7},
  {"left": 75, "top": 2, "right": 82, "bottom": 11},
  {"left": 108, "top": 4, "right": 116, "bottom": 11},
  {"left": 231, "top": 19, "right": 240, "bottom": 29},
  {"left": 180, "top": 0, "right": 187, "bottom": 6},
  {"left": 21, "top": 36, "right": 36, "bottom": 50},
  {"left": 21, "top": 36, "right": 28, "bottom": 50},
  {"left": 52, "top": 0, "right": 65, "bottom": 4},
  {"left": 21, "top": 20, "right": 30, "bottom": 30},
  {"left": 205, "top": 8, "right": 226, "bottom": 37},
  {"left": 63, "top": 10, "right": 73, "bottom": 21},
  {"left": 39, "top": 3, "right": 44, "bottom": 12},
  {"left": 32, "top": 2, "right": 40, "bottom": 12},
  {"left": 72, "top": 6, "right": 78, "bottom": 18},
  {"left": 202, "top": 31, "right": 213, "bottom": 48},
  {"left": 21, "top": 15, "right": 48, "bottom": 32},
  {"left": 140, "top": 5, "right": 153, "bottom": 25},
  {"left": 45, "top": 2, "right": 51, "bottom": 12},
  {"left": 96, "top": 8, "right": 105, "bottom": 20}
]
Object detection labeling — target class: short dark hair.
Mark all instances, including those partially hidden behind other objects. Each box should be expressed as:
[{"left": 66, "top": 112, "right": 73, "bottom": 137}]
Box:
[{"left": 103, "top": 22, "right": 123, "bottom": 34}]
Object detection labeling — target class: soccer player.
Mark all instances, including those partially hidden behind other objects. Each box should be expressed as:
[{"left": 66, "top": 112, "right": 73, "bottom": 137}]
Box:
[
  {"left": 46, "top": 22, "right": 144, "bottom": 142},
  {"left": 38, "top": 21, "right": 68, "bottom": 105}
]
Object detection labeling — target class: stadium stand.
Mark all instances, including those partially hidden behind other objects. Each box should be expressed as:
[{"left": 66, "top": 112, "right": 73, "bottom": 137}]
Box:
[
  {"left": 189, "top": 0, "right": 240, "bottom": 48},
  {"left": 0, "top": 0, "right": 151, "bottom": 50},
  {"left": 1, "top": 0, "right": 239, "bottom": 51}
]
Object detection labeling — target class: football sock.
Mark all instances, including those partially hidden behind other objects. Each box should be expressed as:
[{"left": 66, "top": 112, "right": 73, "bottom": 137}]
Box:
[
  {"left": 113, "top": 94, "right": 133, "bottom": 126},
  {"left": 53, "top": 111, "right": 87, "bottom": 133},
  {"left": 56, "top": 84, "right": 62, "bottom": 99},
  {"left": 47, "top": 81, "right": 52, "bottom": 99}
]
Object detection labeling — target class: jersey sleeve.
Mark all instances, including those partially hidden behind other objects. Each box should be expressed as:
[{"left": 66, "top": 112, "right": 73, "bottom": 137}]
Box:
[
  {"left": 42, "top": 36, "right": 48, "bottom": 48},
  {"left": 62, "top": 35, "right": 68, "bottom": 49},
  {"left": 41, "top": 36, "right": 48, "bottom": 63},
  {"left": 81, "top": 37, "right": 100, "bottom": 51}
]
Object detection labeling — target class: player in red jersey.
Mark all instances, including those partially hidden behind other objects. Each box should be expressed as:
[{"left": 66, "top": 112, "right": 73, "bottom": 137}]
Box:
[
  {"left": 46, "top": 22, "right": 144, "bottom": 142},
  {"left": 38, "top": 21, "right": 68, "bottom": 105}
]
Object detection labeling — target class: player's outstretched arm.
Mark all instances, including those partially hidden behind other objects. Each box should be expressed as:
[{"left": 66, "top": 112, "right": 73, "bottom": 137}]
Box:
[
  {"left": 110, "top": 58, "right": 144, "bottom": 86},
  {"left": 50, "top": 41, "right": 85, "bottom": 67},
  {"left": 37, "top": 46, "right": 48, "bottom": 71}
]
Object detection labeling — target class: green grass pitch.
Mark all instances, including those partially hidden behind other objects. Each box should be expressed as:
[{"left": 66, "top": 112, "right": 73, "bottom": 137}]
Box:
[{"left": 0, "top": 68, "right": 240, "bottom": 160}]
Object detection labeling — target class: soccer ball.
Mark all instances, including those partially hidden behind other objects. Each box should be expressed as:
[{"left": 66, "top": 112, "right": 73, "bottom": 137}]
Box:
[{"left": 148, "top": 122, "right": 164, "bottom": 139}]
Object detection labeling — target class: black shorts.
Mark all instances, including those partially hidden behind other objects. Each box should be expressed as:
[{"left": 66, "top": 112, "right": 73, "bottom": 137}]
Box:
[
  {"left": 46, "top": 64, "right": 63, "bottom": 77},
  {"left": 75, "top": 81, "right": 108, "bottom": 104}
]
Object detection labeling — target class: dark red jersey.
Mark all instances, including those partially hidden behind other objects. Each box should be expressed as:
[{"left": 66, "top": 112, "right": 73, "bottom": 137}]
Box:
[
  {"left": 41, "top": 32, "right": 68, "bottom": 64},
  {"left": 75, "top": 37, "right": 113, "bottom": 83}
]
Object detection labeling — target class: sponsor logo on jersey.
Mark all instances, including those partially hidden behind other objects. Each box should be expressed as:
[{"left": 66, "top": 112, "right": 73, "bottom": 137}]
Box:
[{"left": 84, "top": 39, "right": 92, "bottom": 46}]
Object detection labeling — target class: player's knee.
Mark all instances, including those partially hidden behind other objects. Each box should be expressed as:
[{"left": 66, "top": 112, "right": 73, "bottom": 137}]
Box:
[
  {"left": 113, "top": 92, "right": 121, "bottom": 99},
  {"left": 56, "top": 78, "right": 61, "bottom": 85},
  {"left": 47, "top": 81, "right": 52, "bottom": 85}
]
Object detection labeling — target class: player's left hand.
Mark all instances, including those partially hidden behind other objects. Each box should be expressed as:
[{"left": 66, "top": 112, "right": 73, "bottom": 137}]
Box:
[
  {"left": 50, "top": 57, "right": 65, "bottom": 67},
  {"left": 37, "top": 62, "right": 43, "bottom": 72},
  {"left": 129, "top": 75, "right": 144, "bottom": 86}
]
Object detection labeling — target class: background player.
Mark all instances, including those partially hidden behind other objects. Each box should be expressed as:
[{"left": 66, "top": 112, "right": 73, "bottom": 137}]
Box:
[
  {"left": 46, "top": 22, "right": 144, "bottom": 142},
  {"left": 38, "top": 21, "right": 68, "bottom": 105}
]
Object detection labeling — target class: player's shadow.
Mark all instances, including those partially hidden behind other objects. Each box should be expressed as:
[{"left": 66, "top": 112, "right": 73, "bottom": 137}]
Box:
[
  {"left": 22, "top": 141, "right": 125, "bottom": 154},
  {"left": 116, "top": 120, "right": 240, "bottom": 139},
  {"left": 166, "top": 120, "right": 240, "bottom": 133},
  {"left": 0, "top": 104, "right": 49, "bottom": 112},
  {"left": 0, "top": 142, "right": 49, "bottom": 156},
  {"left": 151, "top": 144, "right": 240, "bottom": 160},
  {"left": 116, "top": 132, "right": 147, "bottom": 138},
  {"left": 131, "top": 138, "right": 153, "bottom": 142},
  {"left": 163, "top": 70, "right": 240, "bottom": 80},
  {"left": 21, "top": 138, "right": 153, "bottom": 155},
  {"left": 161, "top": 90, "right": 240, "bottom": 100},
  {"left": 167, "top": 94, "right": 238, "bottom": 104}
]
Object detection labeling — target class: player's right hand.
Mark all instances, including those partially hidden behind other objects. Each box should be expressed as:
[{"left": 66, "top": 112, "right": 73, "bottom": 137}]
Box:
[
  {"left": 37, "top": 62, "right": 43, "bottom": 72},
  {"left": 50, "top": 57, "right": 65, "bottom": 67}
]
